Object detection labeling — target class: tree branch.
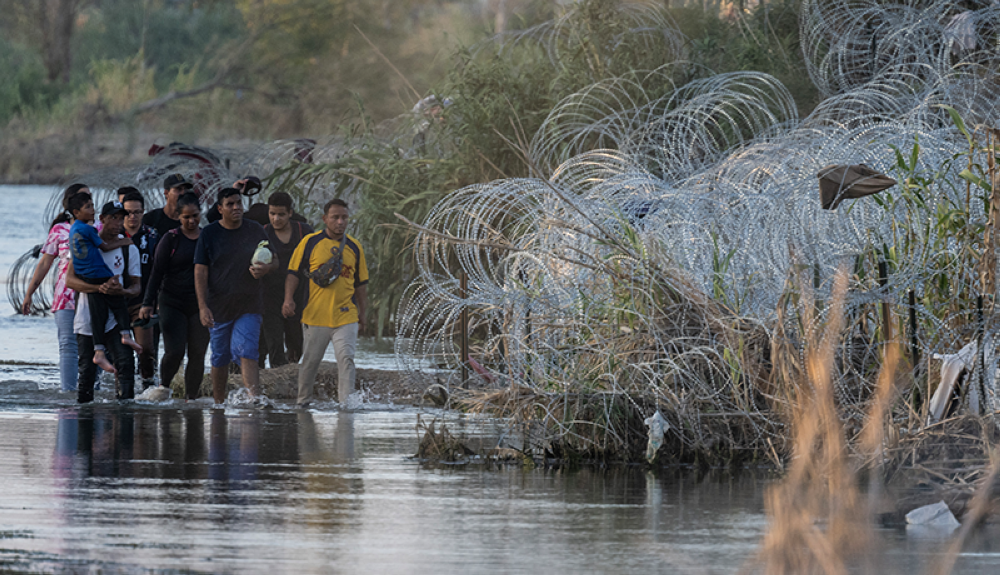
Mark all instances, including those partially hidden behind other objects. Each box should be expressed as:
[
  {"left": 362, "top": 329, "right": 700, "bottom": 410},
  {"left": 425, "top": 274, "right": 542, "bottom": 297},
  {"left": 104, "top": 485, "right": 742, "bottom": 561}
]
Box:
[
  {"left": 125, "top": 29, "right": 262, "bottom": 118},
  {"left": 129, "top": 77, "right": 228, "bottom": 115}
]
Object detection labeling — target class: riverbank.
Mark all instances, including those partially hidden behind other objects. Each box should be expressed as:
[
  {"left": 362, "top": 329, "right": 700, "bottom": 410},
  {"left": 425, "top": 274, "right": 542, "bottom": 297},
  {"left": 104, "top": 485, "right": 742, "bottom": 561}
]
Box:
[
  {"left": 0, "top": 126, "right": 261, "bottom": 185},
  {"left": 198, "top": 362, "right": 439, "bottom": 406}
]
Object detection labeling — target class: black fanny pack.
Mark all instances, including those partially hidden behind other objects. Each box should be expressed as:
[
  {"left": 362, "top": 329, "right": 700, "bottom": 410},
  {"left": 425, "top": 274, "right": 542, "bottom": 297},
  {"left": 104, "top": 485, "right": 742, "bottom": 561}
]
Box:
[{"left": 305, "top": 238, "right": 347, "bottom": 287}]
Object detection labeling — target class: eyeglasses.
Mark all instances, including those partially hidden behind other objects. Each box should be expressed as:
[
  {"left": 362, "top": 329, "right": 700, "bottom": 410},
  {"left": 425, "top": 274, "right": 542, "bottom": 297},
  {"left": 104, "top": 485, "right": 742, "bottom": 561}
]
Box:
[{"left": 126, "top": 210, "right": 144, "bottom": 216}]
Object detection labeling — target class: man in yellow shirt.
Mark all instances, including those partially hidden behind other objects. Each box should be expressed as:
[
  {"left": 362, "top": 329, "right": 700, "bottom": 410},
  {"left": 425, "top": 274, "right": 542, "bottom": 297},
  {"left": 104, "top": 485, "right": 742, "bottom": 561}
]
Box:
[{"left": 283, "top": 198, "right": 368, "bottom": 406}]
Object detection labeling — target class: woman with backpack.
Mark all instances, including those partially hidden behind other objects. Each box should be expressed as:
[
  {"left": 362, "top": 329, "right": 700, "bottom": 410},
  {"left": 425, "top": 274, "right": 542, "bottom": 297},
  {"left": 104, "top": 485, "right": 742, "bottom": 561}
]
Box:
[{"left": 138, "top": 192, "right": 209, "bottom": 399}]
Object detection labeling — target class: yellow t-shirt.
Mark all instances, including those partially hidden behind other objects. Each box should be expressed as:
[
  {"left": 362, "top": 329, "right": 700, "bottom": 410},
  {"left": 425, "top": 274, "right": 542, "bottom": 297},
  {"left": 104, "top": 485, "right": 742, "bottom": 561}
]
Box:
[{"left": 288, "top": 231, "right": 369, "bottom": 328}]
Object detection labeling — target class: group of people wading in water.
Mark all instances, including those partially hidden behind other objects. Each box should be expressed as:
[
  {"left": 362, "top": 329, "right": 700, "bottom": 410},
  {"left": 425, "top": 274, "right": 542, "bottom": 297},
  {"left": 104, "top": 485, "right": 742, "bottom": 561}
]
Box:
[{"left": 21, "top": 176, "right": 368, "bottom": 407}]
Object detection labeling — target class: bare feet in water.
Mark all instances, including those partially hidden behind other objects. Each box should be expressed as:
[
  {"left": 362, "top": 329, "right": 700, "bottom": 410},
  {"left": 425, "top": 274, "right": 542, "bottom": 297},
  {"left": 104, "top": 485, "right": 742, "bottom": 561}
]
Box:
[
  {"left": 93, "top": 350, "right": 117, "bottom": 374},
  {"left": 122, "top": 334, "right": 142, "bottom": 353}
]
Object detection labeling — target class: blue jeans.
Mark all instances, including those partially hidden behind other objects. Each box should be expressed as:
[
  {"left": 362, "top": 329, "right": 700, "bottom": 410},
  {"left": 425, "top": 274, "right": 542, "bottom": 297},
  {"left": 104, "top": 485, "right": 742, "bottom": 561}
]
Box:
[
  {"left": 55, "top": 309, "right": 78, "bottom": 392},
  {"left": 209, "top": 314, "right": 262, "bottom": 367}
]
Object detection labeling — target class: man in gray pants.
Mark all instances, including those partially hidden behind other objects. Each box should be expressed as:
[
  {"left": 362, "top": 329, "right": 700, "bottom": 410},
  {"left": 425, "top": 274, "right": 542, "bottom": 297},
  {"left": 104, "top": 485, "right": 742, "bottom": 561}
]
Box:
[{"left": 283, "top": 199, "right": 368, "bottom": 406}]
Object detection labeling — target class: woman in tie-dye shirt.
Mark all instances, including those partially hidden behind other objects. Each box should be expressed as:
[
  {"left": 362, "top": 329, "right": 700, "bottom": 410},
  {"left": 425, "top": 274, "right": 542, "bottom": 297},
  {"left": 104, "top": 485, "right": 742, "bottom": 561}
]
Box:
[{"left": 21, "top": 184, "right": 92, "bottom": 392}]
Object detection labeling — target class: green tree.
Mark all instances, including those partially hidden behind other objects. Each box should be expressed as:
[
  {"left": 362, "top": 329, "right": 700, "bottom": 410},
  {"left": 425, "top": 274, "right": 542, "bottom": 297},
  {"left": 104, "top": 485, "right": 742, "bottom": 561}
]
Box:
[{"left": 0, "top": 0, "right": 86, "bottom": 83}]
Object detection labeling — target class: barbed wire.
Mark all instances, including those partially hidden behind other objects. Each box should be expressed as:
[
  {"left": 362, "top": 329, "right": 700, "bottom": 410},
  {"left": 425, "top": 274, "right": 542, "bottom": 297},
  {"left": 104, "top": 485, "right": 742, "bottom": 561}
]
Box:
[
  {"left": 801, "top": 0, "right": 1000, "bottom": 98},
  {"left": 394, "top": 0, "right": 1000, "bottom": 454},
  {"left": 7, "top": 245, "right": 53, "bottom": 315}
]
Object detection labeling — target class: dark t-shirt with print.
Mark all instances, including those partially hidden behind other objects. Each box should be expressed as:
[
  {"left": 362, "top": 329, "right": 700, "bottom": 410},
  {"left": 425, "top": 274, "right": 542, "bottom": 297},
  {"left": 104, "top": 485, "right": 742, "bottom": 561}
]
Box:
[
  {"left": 193, "top": 219, "right": 269, "bottom": 323},
  {"left": 128, "top": 224, "right": 159, "bottom": 308},
  {"left": 142, "top": 208, "right": 180, "bottom": 238}
]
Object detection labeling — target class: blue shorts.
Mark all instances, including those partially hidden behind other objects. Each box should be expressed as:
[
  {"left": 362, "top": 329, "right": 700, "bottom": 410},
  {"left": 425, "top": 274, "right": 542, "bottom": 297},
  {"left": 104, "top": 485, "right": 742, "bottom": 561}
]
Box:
[{"left": 209, "top": 313, "right": 262, "bottom": 367}]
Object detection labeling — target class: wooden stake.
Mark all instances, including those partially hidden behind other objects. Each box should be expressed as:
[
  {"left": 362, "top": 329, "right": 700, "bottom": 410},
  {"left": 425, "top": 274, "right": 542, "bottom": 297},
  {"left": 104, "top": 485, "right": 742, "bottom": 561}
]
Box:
[
  {"left": 878, "top": 260, "right": 893, "bottom": 345},
  {"left": 461, "top": 272, "right": 469, "bottom": 387},
  {"left": 909, "top": 289, "right": 920, "bottom": 380}
]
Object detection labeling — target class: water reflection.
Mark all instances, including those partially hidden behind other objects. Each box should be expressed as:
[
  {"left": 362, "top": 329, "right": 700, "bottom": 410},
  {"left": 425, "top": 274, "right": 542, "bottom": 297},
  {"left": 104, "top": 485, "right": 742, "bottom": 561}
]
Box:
[
  {"left": 52, "top": 407, "right": 360, "bottom": 491},
  {"left": 2, "top": 407, "right": 997, "bottom": 573}
]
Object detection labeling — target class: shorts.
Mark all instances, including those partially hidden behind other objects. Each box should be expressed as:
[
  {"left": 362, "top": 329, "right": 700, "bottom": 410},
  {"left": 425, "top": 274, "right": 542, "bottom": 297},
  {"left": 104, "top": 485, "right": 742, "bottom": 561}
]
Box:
[{"left": 209, "top": 313, "right": 262, "bottom": 367}]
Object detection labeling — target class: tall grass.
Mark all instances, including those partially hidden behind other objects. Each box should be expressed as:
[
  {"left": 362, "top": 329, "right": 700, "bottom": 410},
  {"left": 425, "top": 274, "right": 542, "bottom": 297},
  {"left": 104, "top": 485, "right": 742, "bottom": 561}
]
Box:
[
  {"left": 751, "top": 270, "right": 879, "bottom": 573},
  {"left": 752, "top": 268, "right": 1000, "bottom": 573}
]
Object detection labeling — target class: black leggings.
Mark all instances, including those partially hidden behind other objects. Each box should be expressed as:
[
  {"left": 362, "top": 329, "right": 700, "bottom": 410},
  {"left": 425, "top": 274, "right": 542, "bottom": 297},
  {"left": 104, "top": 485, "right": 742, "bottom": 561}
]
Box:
[
  {"left": 259, "top": 304, "right": 304, "bottom": 368},
  {"left": 159, "top": 299, "right": 210, "bottom": 399}
]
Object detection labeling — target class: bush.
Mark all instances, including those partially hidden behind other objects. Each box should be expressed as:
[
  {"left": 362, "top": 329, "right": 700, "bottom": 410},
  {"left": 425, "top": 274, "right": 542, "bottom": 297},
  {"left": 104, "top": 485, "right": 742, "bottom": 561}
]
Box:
[
  {"left": 71, "top": 0, "right": 245, "bottom": 92},
  {"left": 0, "top": 38, "right": 61, "bottom": 124},
  {"left": 671, "top": 0, "right": 819, "bottom": 114}
]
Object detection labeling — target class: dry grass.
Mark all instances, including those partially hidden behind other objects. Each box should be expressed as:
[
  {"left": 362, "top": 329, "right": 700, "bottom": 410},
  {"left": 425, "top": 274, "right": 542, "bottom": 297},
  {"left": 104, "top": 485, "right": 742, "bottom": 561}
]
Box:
[
  {"left": 749, "top": 270, "right": 877, "bottom": 574},
  {"left": 748, "top": 270, "right": 1000, "bottom": 574}
]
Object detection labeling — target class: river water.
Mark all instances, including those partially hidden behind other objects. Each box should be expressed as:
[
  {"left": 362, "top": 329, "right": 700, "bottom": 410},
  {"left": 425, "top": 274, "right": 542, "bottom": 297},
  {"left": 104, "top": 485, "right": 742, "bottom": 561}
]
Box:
[{"left": 2, "top": 186, "right": 1000, "bottom": 573}]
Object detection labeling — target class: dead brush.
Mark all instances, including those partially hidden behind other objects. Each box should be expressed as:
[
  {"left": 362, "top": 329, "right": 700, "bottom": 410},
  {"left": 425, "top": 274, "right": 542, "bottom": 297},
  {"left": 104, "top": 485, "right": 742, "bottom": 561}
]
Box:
[
  {"left": 451, "top": 358, "right": 782, "bottom": 464},
  {"left": 447, "top": 267, "right": 787, "bottom": 463},
  {"left": 883, "top": 415, "right": 998, "bottom": 497},
  {"left": 453, "top": 384, "right": 646, "bottom": 459},
  {"left": 749, "top": 270, "right": 900, "bottom": 574},
  {"left": 415, "top": 415, "right": 476, "bottom": 462}
]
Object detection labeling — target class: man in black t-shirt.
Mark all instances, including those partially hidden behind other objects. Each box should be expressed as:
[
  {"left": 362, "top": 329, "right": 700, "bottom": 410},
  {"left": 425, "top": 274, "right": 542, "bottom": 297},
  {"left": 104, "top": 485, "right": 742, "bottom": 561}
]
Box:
[
  {"left": 142, "top": 173, "right": 192, "bottom": 237},
  {"left": 194, "top": 187, "right": 278, "bottom": 404},
  {"left": 120, "top": 188, "right": 160, "bottom": 389},
  {"left": 260, "top": 192, "right": 312, "bottom": 367}
]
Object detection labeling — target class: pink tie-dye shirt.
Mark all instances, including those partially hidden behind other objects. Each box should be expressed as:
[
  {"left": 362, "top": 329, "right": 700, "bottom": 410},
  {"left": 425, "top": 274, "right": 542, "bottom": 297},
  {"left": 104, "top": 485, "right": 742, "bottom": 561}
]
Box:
[{"left": 41, "top": 221, "right": 76, "bottom": 311}]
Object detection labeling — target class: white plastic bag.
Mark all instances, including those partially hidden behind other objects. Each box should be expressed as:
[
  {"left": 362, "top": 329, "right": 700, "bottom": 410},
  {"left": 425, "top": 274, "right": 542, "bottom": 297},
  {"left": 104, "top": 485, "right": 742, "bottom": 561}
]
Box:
[
  {"left": 251, "top": 240, "right": 272, "bottom": 265},
  {"left": 905, "top": 501, "right": 960, "bottom": 538},
  {"left": 644, "top": 411, "right": 669, "bottom": 463}
]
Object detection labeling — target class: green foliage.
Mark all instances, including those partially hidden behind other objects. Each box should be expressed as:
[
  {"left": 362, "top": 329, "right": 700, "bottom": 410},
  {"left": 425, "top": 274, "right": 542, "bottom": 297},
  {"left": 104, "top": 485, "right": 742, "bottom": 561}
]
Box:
[
  {"left": 671, "top": 0, "right": 818, "bottom": 114},
  {"left": 233, "top": 0, "right": 480, "bottom": 129},
  {"left": 0, "top": 38, "right": 60, "bottom": 123},
  {"left": 445, "top": 0, "right": 690, "bottom": 182},
  {"left": 0, "top": 0, "right": 479, "bottom": 139},
  {"left": 551, "top": 0, "right": 676, "bottom": 91},
  {"left": 863, "top": 108, "right": 997, "bottom": 330},
  {"left": 72, "top": 0, "right": 245, "bottom": 92},
  {"left": 446, "top": 49, "right": 554, "bottom": 180},
  {"left": 86, "top": 55, "right": 158, "bottom": 116},
  {"left": 710, "top": 230, "right": 745, "bottom": 312}
]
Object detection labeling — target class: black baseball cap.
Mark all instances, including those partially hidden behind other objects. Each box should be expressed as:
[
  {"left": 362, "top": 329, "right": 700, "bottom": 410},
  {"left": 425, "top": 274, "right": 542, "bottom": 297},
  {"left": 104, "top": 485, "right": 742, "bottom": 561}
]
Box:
[
  {"left": 100, "top": 200, "right": 127, "bottom": 218},
  {"left": 164, "top": 173, "right": 193, "bottom": 190}
]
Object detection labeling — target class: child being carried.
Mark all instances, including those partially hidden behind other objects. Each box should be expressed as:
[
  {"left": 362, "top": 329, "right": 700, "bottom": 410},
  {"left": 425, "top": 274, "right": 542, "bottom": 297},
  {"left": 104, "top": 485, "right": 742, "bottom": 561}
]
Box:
[{"left": 68, "top": 197, "right": 142, "bottom": 373}]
